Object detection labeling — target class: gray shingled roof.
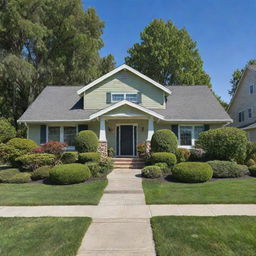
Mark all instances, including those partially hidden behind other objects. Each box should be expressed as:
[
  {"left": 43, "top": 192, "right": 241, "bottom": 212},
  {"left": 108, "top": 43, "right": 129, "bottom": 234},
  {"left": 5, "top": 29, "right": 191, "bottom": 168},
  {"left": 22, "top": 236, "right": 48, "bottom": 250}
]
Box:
[
  {"left": 241, "top": 122, "right": 256, "bottom": 130},
  {"left": 18, "top": 85, "right": 232, "bottom": 123}
]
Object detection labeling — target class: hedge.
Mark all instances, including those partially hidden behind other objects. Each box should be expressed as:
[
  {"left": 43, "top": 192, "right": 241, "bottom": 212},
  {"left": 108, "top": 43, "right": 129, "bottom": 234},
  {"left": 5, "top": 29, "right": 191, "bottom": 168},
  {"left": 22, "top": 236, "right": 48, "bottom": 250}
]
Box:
[
  {"left": 141, "top": 165, "right": 162, "bottom": 178},
  {"left": 172, "top": 162, "right": 213, "bottom": 183},
  {"left": 154, "top": 162, "right": 172, "bottom": 174},
  {"left": 75, "top": 130, "right": 98, "bottom": 152},
  {"left": 176, "top": 148, "right": 191, "bottom": 163},
  {"left": 0, "top": 168, "right": 20, "bottom": 183},
  {"left": 150, "top": 152, "right": 177, "bottom": 167},
  {"left": 6, "top": 172, "right": 31, "bottom": 183},
  {"left": 31, "top": 166, "right": 51, "bottom": 180},
  {"left": 249, "top": 165, "right": 256, "bottom": 177},
  {"left": 61, "top": 152, "right": 78, "bottom": 164},
  {"left": 78, "top": 152, "right": 101, "bottom": 164},
  {"left": 86, "top": 162, "right": 100, "bottom": 177}
]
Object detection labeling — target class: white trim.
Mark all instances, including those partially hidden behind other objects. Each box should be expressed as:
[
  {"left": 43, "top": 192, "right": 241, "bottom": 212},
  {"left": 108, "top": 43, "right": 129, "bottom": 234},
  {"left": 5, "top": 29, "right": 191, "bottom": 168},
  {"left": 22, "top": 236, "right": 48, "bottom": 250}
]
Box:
[
  {"left": 111, "top": 92, "right": 138, "bottom": 103},
  {"left": 89, "top": 100, "right": 164, "bottom": 120},
  {"left": 178, "top": 125, "right": 204, "bottom": 148},
  {"left": 146, "top": 119, "right": 154, "bottom": 141},
  {"left": 99, "top": 118, "right": 107, "bottom": 141},
  {"left": 77, "top": 64, "right": 171, "bottom": 95}
]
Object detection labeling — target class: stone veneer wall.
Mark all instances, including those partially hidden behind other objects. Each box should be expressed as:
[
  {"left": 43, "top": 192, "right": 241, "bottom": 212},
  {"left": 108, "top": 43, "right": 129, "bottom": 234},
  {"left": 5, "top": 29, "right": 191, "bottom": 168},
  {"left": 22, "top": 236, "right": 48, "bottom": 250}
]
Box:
[{"left": 98, "top": 141, "right": 108, "bottom": 157}]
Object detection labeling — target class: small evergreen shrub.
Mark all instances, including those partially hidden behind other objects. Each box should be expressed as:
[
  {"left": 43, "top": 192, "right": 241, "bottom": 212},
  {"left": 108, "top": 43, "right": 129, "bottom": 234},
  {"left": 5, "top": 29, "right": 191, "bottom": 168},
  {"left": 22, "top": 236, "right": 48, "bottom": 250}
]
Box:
[
  {"left": 7, "top": 172, "right": 31, "bottom": 183},
  {"left": 246, "top": 159, "right": 256, "bottom": 167},
  {"left": 0, "top": 118, "right": 16, "bottom": 143},
  {"left": 99, "top": 157, "right": 113, "bottom": 176},
  {"left": 150, "top": 152, "right": 177, "bottom": 167},
  {"left": 107, "top": 147, "right": 115, "bottom": 157},
  {"left": 0, "top": 168, "right": 20, "bottom": 182},
  {"left": 141, "top": 165, "right": 162, "bottom": 178},
  {"left": 197, "top": 127, "right": 248, "bottom": 163},
  {"left": 49, "top": 164, "right": 91, "bottom": 185},
  {"left": 31, "top": 166, "right": 51, "bottom": 180},
  {"left": 75, "top": 130, "right": 98, "bottom": 153},
  {"left": 86, "top": 162, "right": 100, "bottom": 177},
  {"left": 189, "top": 148, "right": 205, "bottom": 162},
  {"left": 61, "top": 152, "right": 78, "bottom": 164},
  {"left": 151, "top": 129, "right": 178, "bottom": 153},
  {"left": 155, "top": 162, "right": 172, "bottom": 174},
  {"left": 78, "top": 152, "right": 101, "bottom": 163},
  {"left": 7, "top": 138, "right": 37, "bottom": 153},
  {"left": 208, "top": 160, "right": 249, "bottom": 178},
  {"left": 176, "top": 148, "right": 191, "bottom": 163},
  {"left": 15, "top": 153, "right": 56, "bottom": 171},
  {"left": 172, "top": 162, "right": 213, "bottom": 183},
  {"left": 248, "top": 165, "right": 256, "bottom": 177}
]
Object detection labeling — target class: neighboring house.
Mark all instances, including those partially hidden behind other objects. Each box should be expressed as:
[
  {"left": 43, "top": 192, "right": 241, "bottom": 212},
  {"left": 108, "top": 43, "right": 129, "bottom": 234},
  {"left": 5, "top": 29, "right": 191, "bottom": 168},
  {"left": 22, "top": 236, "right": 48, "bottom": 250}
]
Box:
[
  {"left": 18, "top": 64, "right": 231, "bottom": 157},
  {"left": 228, "top": 65, "right": 256, "bottom": 142}
]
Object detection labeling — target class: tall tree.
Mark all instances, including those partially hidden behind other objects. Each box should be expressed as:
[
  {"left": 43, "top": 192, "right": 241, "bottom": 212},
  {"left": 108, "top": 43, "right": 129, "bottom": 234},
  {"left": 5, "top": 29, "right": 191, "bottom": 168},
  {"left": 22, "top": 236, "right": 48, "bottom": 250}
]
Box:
[
  {"left": 229, "top": 59, "right": 256, "bottom": 97},
  {"left": 0, "top": 0, "right": 115, "bottom": 126},
  {"left": 125, "top": 19, "right": 211, "bottom": 87}
]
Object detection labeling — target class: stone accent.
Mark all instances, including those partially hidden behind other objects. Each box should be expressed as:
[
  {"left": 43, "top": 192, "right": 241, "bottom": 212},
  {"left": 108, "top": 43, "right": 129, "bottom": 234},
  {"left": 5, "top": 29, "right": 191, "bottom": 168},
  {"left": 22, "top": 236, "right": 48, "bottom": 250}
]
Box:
[
  {"left": 98, "top": 141, "right": 108, "bottom": 157},
  {"left": 144, "top": 140, "right": 151, "bottom": 157}
]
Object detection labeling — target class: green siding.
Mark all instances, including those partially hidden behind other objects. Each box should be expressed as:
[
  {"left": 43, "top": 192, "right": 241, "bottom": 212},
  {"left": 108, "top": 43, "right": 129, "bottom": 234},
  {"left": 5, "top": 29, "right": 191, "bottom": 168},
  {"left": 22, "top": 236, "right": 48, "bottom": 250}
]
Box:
[{"left": 84, "top": 70, "right": 165, "bottom": 109}]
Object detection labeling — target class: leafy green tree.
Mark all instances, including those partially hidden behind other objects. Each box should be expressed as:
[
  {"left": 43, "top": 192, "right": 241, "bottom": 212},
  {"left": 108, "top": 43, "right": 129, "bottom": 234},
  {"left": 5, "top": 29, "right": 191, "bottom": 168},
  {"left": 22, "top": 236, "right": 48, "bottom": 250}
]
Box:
[
  {"left": 125, "top": 19, "right": 211, "bottom": 86},
  {"left": 0, "top": 0, "right": 115, "bottom": 125},
  {"left": 229, "top": 59, "right": 256, "bottom": 96},
  {"left": 0, "top": 118, "right": 16, "bottom": 143}
]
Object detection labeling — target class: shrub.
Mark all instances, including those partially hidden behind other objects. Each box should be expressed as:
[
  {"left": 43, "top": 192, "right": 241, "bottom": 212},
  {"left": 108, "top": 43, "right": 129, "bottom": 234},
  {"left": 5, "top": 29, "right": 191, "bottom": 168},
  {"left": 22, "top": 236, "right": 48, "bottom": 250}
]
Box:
[
  {"left": 15, "top": 153, "right": 56, "bottom": 171},
  {"left": 249, "top": 165, "right": 256, "bottom": 177},
  {"left": 86, "top": 162, "right": 100, "bottom": 177},
  {"left": 155, "top": 162, "right": 172, "bottom": 174},
  {"left": 189, "top": 148, "right": 205, "bottom": 162},
  {"left": 99, "top": 157, "right": 113, "bottom": 176},
  {"left": 31, "top": 166, "right": 51, "bottom": 180},
  {"left": 49, "top": 163, "right": 91, "bottom": 185},
  {"left": 108, "top": 147, "right": 115, "bottom": 157},
  {"left": 246, "top": 159, "right": 255, "bottom": 167},
  {"left": 78, "top": 152, "right": 101, "bottom": 163},
  {"left": 137, "top": 143, "right": 146, "bottom": 157},
  {"left": 7, "top": 138, "right": 37, "bottom": 153},
  {"left": 0, "top": 168, "right": 20, "bottom": 182},
  {"left": 7, "top": 172, "right": 31, "bottom": 183},
  {"left": 61, "top": 152, "right": 78, "bottom": 164},
  {"left": 176, "top": 148, "right": 191, "bottom": 163},
  {"left": 197, "top": 127, "right": 248, "bottom": 163},
  {"left": 150, "top": 152, "right": 177, "bottom": 167},
  {"left": 33, "top": 141, "right": 67, "bottom": 155},
  {"left": 75, "top": 130, "right": 98, "bottom": 153},
  {"left": 246, "top": 142, "right": 256, "bottom": 161},
  {"left": 142, "top": 165, "right": 162, "bottom": 178},
  {"left": 172, "top": 162, "right": 213, "bottom": 183},
  {"left": 0, "top": 118, "right": 16, "bottom": 143},
  {"left": 151, "top": 129, "right": 178, "bottom": 153},
  {"left": 207, "top": 160, "right": 249, "bottom": 178}
]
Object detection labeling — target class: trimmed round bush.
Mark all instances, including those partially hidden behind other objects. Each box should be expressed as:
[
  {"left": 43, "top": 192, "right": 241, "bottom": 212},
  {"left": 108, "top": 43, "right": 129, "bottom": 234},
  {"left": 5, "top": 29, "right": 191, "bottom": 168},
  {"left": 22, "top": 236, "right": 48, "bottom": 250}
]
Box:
[
  {"left": 0, "top": 118, "right": 16, "bottom": 143},
  {"left": 142, "top": 165, "right": 162, "bottom": 178},
  {"left": 7, "top": 172, "right": 31, "bottom": 183},
  {"left": 78, "top": 152, "right": 101, "bottom": 163},
  {"left": 150, "top": 152, "right": 177, "bottom": 167},
  {"left": 197, "top": 127, "right": 248, "bottom": 163},
  {"left": 75, "top": 130, "right": 98, "bottom": 153},
  {"left": 0, "top": 168, "right": 20, "bottom": 182},
  {"left": 86, "top": 162, "right": 100, "bottom": 177},
  {"left": 172, "top": 162, "right": 213, "bottom": 183},
  {"left": 7, "top": 138, "right": 37, "bottom": 153},
  {"left": 31, "top": 166, "right": 51, "bottom": 181},
  {"left": 176, "top": 148, "right": 191, "bottom": 163},
  {"left": 61, "top": 152, "right": 78, "bottom": 164},
  {"left": 207, "top": 160, "right": 249, "bottom": 178},
  {"left": 15, "top": 153, "right": 56, "bottom": 171},
  {"left": 49, "top": 164, "right": 91, "bottom": 185},
  {"left": 249, "top": 165, "right": 256, "bottom": 177},
  {"left": 155, "top": 162, "right": 172, "bottom": 174},
  {"left": 151, "top": 129, "right": 178, "bottom": 153}
]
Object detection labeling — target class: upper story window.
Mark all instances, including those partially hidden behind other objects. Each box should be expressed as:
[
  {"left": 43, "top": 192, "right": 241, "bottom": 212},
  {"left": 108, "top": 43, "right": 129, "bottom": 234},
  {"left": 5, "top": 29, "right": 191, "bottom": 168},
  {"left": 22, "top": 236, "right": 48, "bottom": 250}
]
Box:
[
  {"left": 249, "top": 85, "right": 254, "bottom": 94},
  {"left": 111, "top": 93, "right": 138, "bottom": 103},
  {"left": 248, "top": 108, "right": 252, "bottom": 119},
  {"left": 239, "top": 111, "right": 245, "bottom": 122}
]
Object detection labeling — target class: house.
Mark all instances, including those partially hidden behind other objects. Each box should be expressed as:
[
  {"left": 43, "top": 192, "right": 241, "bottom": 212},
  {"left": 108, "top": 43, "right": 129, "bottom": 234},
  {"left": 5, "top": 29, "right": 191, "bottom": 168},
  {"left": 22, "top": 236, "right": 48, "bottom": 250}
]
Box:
[
  {"left": 228, "top": 65, "right": 256, "bottom": 142},
  {"left": 18, "top": 64, "right": 232, "bottom": 157}
]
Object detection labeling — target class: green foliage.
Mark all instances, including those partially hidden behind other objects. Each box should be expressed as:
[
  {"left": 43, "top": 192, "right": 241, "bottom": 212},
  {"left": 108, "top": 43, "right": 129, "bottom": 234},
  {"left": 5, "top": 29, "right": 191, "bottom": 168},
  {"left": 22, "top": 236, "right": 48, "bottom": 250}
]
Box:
[
  {"left": 15, "top": 153, "right": 56, "bottom": 171},
  {"left": 0, "top": 168, "right": 20, "bottom": 182},
  {"left": 85, "top": 162, "right": 100, "bottom": 177},
  {"left": 175, "top": 148, "right": 191, "bottom": 163},
  {"left": 197, "top": 127, "right": 248, "bottom": 163},
  {"left": 125, "top": 19, "right": 211, "bottom": 86},
  {"left": 189, "top": 148, "right": 205, "bottom": 162},
  {"left": 172, "top": 162, "right": 213, "bottom": 183},
  {"left": 61, "top": 152, "right": 78, "bottom": 164},
  {"left": 142, "top": 166, "right": 162, "bottom": 179},
  {"left": 246, "top": 142, "right": 256, "bottom": 162},
  {"left": 150, "top": 152, "right": 177, "bottom": 167},
  {"left": 207, "top": 160, "right": 248, "bottom": 178},
  {"left": 75, "top": 130, "right": 99, "bottom": 153},
  {"left": 7, "top": 138, "right": 37, "bottom": 153},
  {"left": 248, "top": 165, "right": 256, "bottom": 177},
  {"left": 246, "top": 159, "right": 256, "bottom": 167},
  {"left": 154, "top": 162, "right": 172, "bottom": 174},
  {"left": 99, "top": 157, "right": 113, "bottom": 176},
  {"left": 31, "top": 166, "right": 51, "bottom": 180},
  {"left": 49, "top": 164, "right": 91, "bottom": 185},
  {"left": 6, "top": 172, "right": 31, "bottom": 183},
  {"left": 0, "top": 118, "right": 16, "bottom": 143},
  {"left": 78, "top": 152, "right": 101, "bottom": 163},
  {"left": 137, "top": 143, "right": 146, "bottom": 157},
  {"left": 151, "top": 129, "right": 178, "bottom": 153},
  {"left": 107, "top": 147, "right": 114, "bottom": 157}
]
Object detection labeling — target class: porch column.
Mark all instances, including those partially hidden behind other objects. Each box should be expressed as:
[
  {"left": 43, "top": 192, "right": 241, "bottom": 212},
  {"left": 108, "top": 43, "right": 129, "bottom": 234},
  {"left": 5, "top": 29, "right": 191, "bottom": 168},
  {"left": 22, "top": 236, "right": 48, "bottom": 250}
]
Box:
[
  {"left": 98, "top": 118, "right": 108, "bottom": 157},
  {"left": 146, "top": 118, "right": 154, "bottom": 141},
  {"left": 99, "top": 118, "right": 107, "bottom": 141}
]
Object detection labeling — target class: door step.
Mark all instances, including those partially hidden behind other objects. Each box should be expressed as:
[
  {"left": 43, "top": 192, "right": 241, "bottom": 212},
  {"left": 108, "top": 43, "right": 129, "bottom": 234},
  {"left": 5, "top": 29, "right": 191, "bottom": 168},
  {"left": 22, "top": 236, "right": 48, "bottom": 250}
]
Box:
[{"left": 113, "top": 158, "right": 145, "bottom": 169}]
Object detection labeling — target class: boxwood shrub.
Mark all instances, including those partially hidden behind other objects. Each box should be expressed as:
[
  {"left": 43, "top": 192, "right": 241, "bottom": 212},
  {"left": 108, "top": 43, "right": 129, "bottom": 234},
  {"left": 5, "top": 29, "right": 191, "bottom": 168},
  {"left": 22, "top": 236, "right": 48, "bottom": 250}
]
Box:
[
  {"left": 75, "top": 130, "right": 98, "bottom": 153},
  {"left": 207, "top": 160, "right": 249, "bottom": 178},
  {"left": 7, "top": 138, "right": 37, "bottom": 153},
  {"left": 7, "top": 172, "right": 31, "bottom": 183},
  {"left": 141, "top": 165, "right": 162, "bottom": 178},
  {"left": 197, "top": 127, "right": 248, "bottom": 163},
  {"left": 49, "top": 163, "right": 91, "bottom": 185},
  {"left": 154, "top": 162, "right": 172, "bottom": 174},
  {"left": 0, "top": 168, "right": 20, "bottom": 182},
  {"left": 86, "top": 162, "right": 100, "bottom": 177},
  {"left": 61, "top": 152, "right": 78, "bottom": 164},
  {"left": 172, "top": 162, "right": 213, "bottom": 183},
  {"left": 78, "top": 152, "right": 101, "bottom": 163},
  {"left": 150, "top": 152, "right": 177, "bottom": 167},
  {"left": 249, "top": 165, "right": 256, "bottom": 177},
  {"left": 151, "top": 129, "right": 178, "bottom": 153},
  {"left": 31, "top": 166, "right": 51, "bottom": 180}
]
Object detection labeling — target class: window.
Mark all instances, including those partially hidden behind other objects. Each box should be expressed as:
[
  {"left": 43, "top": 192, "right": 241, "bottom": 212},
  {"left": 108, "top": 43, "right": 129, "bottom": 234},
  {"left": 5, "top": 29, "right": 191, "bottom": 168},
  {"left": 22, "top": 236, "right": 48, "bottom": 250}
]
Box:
[
  {"left": 194, "top": 126, "right": 204, "bottom": 140},
  {"left": 111, "top": 93, "right": 138, "bottom": 103},
  {"left": 248, "top": 108, "right": 252, "bottom": 119},
  {"left": 64, "top": 127, "right": 76, "bottom": 147},
  {"left": 239, "top": 111, "right": 245, "bottom": 122},
  {"left": 180, "top": 126, "right": 193, "bottom": 146},
  {"left": 48, "top": 127, "right": 60, "bottom": 141},
  {"left": 249, "top": 85, "right": 254, "bottom": 94}
]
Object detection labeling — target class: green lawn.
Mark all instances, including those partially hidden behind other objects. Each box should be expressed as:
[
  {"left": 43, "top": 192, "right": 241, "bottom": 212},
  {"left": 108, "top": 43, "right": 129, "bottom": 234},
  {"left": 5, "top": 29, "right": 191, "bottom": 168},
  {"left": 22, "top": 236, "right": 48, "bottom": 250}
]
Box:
[
  {"left": 151, "top": 216, "right": 256, "bottom": 256},
  {"left": 0, "top": 217, "right": 91, "bottom": 256},
  {"left": 0, "top": 180, "right": 107, "bottom": 205},
  {"left": 143, "top": 177, "right": 256, "bottom": 204}
]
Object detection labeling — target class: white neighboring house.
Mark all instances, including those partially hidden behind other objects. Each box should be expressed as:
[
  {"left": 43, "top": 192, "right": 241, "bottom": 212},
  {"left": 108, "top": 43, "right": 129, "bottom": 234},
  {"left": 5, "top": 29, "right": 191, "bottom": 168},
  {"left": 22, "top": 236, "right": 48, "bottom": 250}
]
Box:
[{"left": 228, "top": 65, "right": 256, "bottom": 141}]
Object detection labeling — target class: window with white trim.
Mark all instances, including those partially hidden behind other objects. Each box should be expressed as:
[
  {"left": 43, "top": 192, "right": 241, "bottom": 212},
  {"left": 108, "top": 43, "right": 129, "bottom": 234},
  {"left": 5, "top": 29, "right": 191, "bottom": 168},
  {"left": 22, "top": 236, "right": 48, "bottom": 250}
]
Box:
[
  {"left": 239, "top": 111, "right": 245, "bottom": 122},
  {"left": 111, "top": 93, "right": 138, "bottom": 103},
  {"left": 64, "top": 127, "right": 77, "bottom": 146},
  {"left": 179, "top": 125, "right": 204, "bottom": 146},
  {"left": 249, "top": 85, "right": 254, "bottom": 95},
  {"left": 48, "top": 127, "right": 60, "bottom": 141}
]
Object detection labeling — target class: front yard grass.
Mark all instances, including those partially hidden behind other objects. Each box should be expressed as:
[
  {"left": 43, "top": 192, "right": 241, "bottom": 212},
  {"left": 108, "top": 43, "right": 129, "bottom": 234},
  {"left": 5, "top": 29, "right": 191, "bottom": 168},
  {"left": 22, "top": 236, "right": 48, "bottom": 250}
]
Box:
[
  {"left": 0, "top": 217, "right": 91, "bottom": 256},
  {"left": 151, "top": 216, "right": 256, "bottom": 256},
  {"left": 0, "top": 180, "right": 107, "bottom": 205},
  {"left": 143, "top": 177, "right": 256, "bottom": 204}
]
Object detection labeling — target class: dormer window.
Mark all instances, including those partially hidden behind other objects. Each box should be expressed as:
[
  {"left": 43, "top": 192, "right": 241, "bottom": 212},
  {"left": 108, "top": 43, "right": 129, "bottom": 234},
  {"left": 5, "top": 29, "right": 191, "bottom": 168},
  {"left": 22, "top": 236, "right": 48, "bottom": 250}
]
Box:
[
  {"left": 249, "top": 85, "right": 254, "bottom": 94},
  {"left": 111, "top": 93, "right": 138, "bottom": 103}
]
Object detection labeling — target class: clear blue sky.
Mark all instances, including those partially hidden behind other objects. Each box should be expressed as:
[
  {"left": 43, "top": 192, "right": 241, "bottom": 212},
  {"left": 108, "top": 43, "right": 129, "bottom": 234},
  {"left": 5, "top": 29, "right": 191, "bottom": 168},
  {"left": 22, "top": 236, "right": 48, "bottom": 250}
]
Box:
[{"left": 83, "top": 0, "right": 256, "bottom": 103}]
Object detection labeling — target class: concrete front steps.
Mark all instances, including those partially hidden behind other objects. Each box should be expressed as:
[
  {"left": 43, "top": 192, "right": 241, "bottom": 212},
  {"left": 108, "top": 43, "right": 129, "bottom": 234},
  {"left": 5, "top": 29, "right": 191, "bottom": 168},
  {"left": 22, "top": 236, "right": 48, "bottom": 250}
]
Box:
[{"left": 113, "top": 157, "right": 145, "bottom": 169}]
